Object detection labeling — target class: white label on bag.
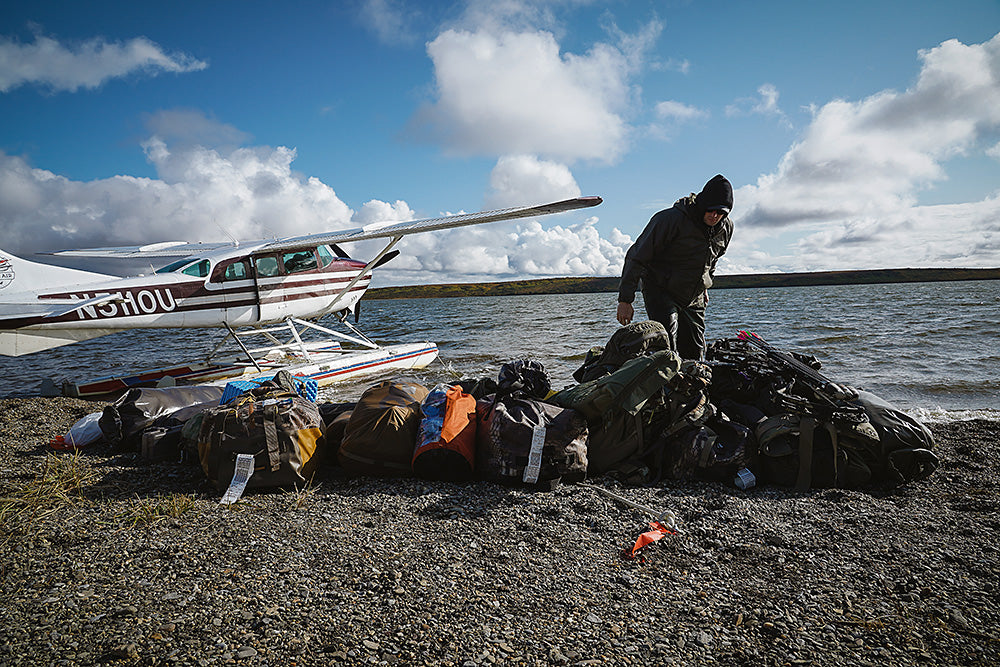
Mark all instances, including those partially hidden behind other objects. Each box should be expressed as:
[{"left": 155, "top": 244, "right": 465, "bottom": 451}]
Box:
[
  {"left": 523, "top": 424, "right": 546, "bottom": 484},
  {"left": 220, "top": 454, "right": 256, "bottom": 505}
]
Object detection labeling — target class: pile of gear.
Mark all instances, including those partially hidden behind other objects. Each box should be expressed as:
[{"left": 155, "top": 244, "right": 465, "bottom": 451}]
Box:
[
  {"left": 55, "top": 322, "right": 939, "bottom": 499},
  {"left": 559, "top": 323, "right": 940, "bottom": 490}
]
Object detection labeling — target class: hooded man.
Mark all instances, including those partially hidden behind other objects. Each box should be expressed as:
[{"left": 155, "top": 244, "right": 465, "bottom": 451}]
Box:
[{"left": 616, "top": 174, "right": 735, "bottom": 360}]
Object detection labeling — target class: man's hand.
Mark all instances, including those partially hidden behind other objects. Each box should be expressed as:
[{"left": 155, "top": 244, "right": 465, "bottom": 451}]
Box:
[{"left": 616, "top": 302, "right": 634, "bottom": 325}]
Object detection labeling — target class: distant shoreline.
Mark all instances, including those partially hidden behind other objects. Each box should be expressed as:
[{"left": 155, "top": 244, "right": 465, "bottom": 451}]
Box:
[{"left": 365, "top": 267, "right": 1000, "bottom": 300}]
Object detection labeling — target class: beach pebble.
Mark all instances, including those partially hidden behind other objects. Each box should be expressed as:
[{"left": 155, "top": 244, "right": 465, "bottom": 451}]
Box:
[{"left": 0, "top": 396, "right": 997, "bottom": 666}]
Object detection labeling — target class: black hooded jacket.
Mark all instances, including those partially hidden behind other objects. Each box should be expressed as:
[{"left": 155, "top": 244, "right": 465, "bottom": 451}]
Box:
[{"left": 618, "top": 175, "right": 734, "bottom": 308}]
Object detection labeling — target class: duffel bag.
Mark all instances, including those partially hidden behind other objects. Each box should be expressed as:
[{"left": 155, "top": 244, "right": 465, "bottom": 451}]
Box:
[
  {"left": 476, "top": 396, "right": 588, "bottom": 490},
  {"left": 338, "top": 380, "right": 429, "bottom": 477},
  {"left": 412, "top": 384, "right": 477, "bottom": 482},
  {"left": 197, "top": 387, "right": 325, "bottom": 491},
  {"left": 100, "top": 384, "right": 224, "bottom": 450}
]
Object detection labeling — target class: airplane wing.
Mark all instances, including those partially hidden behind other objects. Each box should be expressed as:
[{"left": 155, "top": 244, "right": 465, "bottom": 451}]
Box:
[
  {"left": 261, "top": 196, "right": 603, "bottom": 252},
  {"left": 40, "top": 240, "right": 237, "bottom": 259},
  {"left": 39, "top": 196, "right": 602, "bottom": 258}
]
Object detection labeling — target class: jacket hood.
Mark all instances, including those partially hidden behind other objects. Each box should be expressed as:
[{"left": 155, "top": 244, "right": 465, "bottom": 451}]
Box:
[{"left": 696, "top": 174, "right": 734, "bottom": 215}]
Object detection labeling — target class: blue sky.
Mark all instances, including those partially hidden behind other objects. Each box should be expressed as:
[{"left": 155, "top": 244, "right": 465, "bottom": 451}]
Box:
[{"left": 2, "top": 0, "right": 999, "bottom": 286}]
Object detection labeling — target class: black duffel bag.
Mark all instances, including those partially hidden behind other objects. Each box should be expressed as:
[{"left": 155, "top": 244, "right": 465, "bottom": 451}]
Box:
[{"left": 100, "top": 385, "right": 224, "bottom": 451}]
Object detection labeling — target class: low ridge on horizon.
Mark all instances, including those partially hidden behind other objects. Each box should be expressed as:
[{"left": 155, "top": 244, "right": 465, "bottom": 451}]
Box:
[{"left": 365, "top": 267, "right": 1000, "bottom": 300}]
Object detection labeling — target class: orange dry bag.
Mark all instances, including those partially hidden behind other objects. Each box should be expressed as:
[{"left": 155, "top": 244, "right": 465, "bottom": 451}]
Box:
[{"left": 412, "top": 384, "right": 477, "bottom": 481}]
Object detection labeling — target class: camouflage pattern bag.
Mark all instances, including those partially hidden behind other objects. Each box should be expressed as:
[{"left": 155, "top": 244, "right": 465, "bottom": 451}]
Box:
[{"left": 475, "top": 396, "right": 588, "bottom": 490}]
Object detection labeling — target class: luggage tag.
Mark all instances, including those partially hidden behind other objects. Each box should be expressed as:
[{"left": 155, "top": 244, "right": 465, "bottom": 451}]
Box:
[
  {"left": 220, "top": 453, "right": 256, "bottom": 505},
  {"left": 522, "top": 423, "right": 547, "bottom": 485}
]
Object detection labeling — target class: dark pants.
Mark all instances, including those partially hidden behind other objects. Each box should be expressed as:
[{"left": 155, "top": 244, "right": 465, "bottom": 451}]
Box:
[{"left": 642, "top": 288, "right": 707, "bottom": 360}]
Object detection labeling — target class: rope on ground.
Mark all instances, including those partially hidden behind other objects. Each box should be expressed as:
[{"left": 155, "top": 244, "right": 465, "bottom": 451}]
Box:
[{"left": 576, "top": 481, "right": 681, "bottom": 533}]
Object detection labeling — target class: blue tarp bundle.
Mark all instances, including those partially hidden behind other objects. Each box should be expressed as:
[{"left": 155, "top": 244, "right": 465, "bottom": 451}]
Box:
[{"left": 220, "top": 375, "right": 319, "bottom": 404}]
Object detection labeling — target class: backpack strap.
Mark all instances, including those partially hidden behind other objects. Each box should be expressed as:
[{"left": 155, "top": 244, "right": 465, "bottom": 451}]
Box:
[
  {"left": 824, "top": 421, "right": 839, "bottom": 486},
  {"left": 795, "top": 416, "right": 816, "bottom": 490},
  {"left": 263, "top": 402, "right": 282, "bottom": 472},
  {"left": 697, "top": 428, "right": 719, "bottom": 468}
]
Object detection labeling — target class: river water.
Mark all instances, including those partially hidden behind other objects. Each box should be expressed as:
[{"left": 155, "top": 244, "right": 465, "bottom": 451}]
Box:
[{"left": 2, "top": 280, "right": 998, "bottom": 422}]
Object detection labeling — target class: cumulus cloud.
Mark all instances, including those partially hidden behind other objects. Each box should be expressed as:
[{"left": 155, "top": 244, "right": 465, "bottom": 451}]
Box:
[
  {"left": 411, "top": 9, "right": 659, "bottom": 164},
  {"left": 0, "top": 33, "right": 207, "bottom": 93},
  {"left": 0, "top": 125, "right": 629, "bottom": 283},
  {"left": 485, "top": 155, "right": 581, "bottom": 208},
  {"left": 728, "top": 32, "right": 1000, "bottom": 271},
  {"left": 415, "top": 29, "right": 630, "bottom": 162},
  {"left": 735, "top": 197, "right": 1000, "bottom": 272},
  {"left": 375, "top": 215, "right": 630, "bottom": 286},
  {"left": 0, "top": 137, "right": 353, "bottom": 256}
]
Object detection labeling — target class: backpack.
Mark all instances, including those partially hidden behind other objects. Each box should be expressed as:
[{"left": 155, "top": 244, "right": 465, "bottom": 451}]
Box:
[
  {"left": 573, "top": 320, "right": 673, "bottom": 383},
  {"left": 337, "top": 380, "right": 429, "bottom": 477},
  {"left": 753, "top": 412, "right": 885, "bottom": 489},
  {"left": 549, "top": 349, "right": 683, "bottom": 476},
  {"left": 197, "top": 381, "right": 325, "bottom": 492},
  {"left": 661, "top": 403, "right": 754, "bottom": 483},
  {"left": 706, "top": 337, "right": 938, "bottom": 489},
  {"left": 475, "top": 396, "right": 588, "bottom": 490}
]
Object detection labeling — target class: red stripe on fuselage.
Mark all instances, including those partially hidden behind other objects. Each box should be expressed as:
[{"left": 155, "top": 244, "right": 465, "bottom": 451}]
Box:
[{"left": 9, "top": 270, "right": 371, "bottom": 327}]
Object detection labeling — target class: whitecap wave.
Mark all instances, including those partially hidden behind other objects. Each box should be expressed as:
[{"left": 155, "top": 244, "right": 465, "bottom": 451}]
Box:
[{"left": 908, "top": 407, "right": 1000, "bottom": 424}]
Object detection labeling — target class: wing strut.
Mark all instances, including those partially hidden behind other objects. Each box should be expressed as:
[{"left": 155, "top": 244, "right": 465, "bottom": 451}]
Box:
[{"left": 319, "top": 235, "right": 404, "bottom": 319}]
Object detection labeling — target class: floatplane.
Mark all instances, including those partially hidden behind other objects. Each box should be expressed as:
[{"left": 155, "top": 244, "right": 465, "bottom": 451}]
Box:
[{"left": 0, "top": 196, "right": 601, "bottom": 396}]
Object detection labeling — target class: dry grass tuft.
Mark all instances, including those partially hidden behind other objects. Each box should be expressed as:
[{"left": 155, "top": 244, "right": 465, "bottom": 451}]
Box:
[
  {"left": 118, "top": 493, "right": 202, "bottom": 527},
  {"left": 0, "top": 451, "right": 98, "bottom": 541}
]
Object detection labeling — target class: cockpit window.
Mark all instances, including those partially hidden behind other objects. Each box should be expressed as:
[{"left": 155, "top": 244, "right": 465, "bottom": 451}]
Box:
[
  {"left": 283, "top": 249, "right": 317, "bottom": 274},
  {"left": 181, "top": 259, "right": 211, "bottom": 278},
  {"left": 155, "top": 258, "right": 193, "bottom": 274},
  {"left": 155, "top": 258, "right": 210, "bottom": 277},
  {"left": 255, "top": 255, "right": 280, "bottom": 278},
  {"left": 317, "top": 245, "right": 335, "bottom": 268},
  {"left": 222, "top": 260, "right": 250, "bottom": 281}
]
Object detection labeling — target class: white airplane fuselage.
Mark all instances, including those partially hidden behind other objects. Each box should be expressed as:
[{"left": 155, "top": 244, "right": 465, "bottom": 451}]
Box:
[
  {"left": 0, "top": 195, "right": 603, "bottom": 357},
  {"left": 0, "top": 243, "right": 371, "bottom": 356}
]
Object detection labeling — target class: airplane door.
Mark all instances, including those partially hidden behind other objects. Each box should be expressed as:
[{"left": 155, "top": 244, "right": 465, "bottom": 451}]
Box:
[
  {"left": 208, "top": 257, "right": 257, "bottom": 326},
  {"left": 253, "top": 253, "right": 287, "bottom": 323}
]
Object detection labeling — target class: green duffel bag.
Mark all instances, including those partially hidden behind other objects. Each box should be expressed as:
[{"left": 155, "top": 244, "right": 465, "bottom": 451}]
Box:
[{"left": 549, "top": 349, "right": 683, "bottom": 474}]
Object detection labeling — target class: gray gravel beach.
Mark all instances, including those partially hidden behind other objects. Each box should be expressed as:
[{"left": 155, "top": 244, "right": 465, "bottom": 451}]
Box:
[{"left": 2, "top": 395, "right": 998, "bottom": 666}]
